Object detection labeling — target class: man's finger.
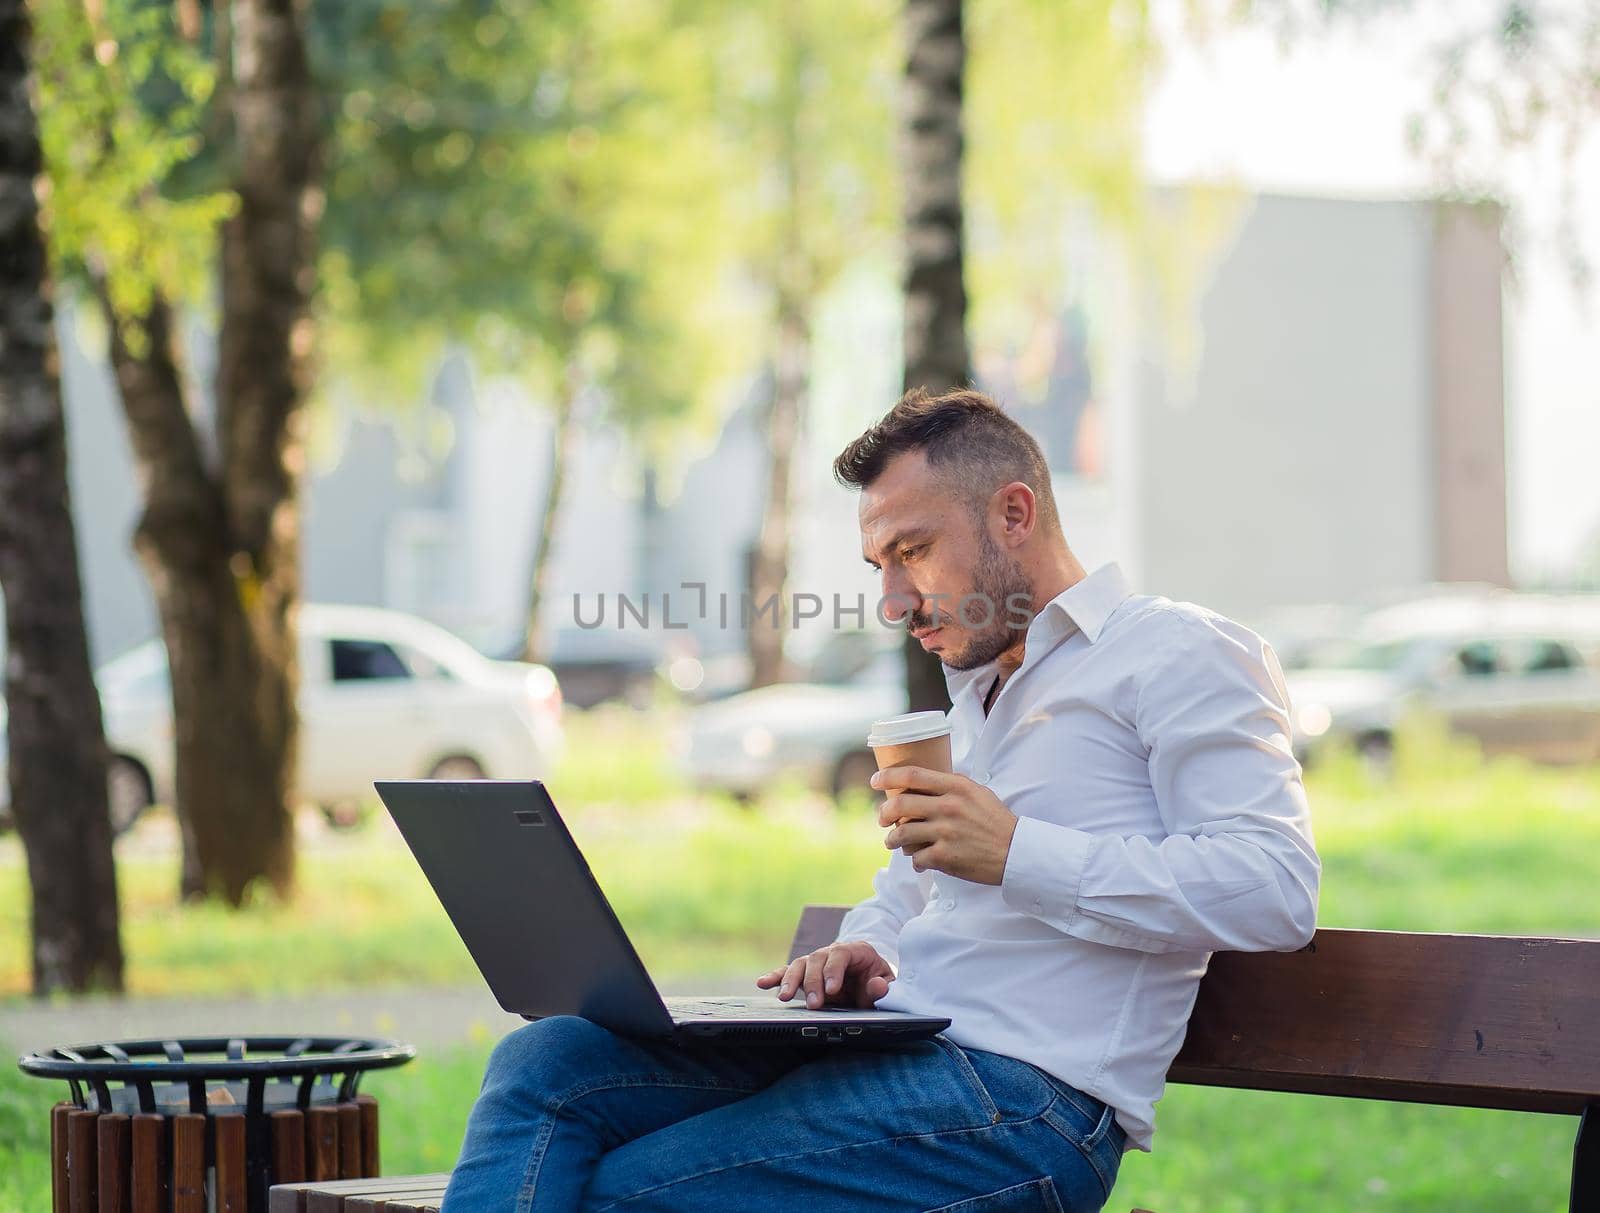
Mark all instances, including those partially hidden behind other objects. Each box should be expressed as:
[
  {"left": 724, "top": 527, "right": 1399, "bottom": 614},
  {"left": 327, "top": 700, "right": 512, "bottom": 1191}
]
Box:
[
  {"left": 878, "top": 789, "right": 950, "bottom": 829},
  {"left": 776, "top": 956, "right": 807, "bottom": 1000},
  {"left": 821, "top": 945, "right": 851, "bottom": 996},
  {"left": 861, "top": 974, "right": 890, "bottom": 1006},
  {"left": 885, "top": 819, "right": 938, "bottom": 852},
  {"left": 801, "top": 954, "right": 828, "bottom": 1008},
  {"left": 870, "top": 764, "right": 957, "bottom": 796}
]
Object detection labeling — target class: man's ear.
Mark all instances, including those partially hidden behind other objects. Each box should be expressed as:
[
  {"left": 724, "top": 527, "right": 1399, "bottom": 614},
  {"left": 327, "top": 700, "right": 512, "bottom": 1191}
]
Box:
[{"left": 995, "top": 481, "right": 1037, "bottom": 545}]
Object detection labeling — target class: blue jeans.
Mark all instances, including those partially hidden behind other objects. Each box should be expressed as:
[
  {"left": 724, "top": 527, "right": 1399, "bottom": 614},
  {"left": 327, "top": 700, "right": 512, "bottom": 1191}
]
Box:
[{"left": 442, "top": 1016, "right": 1125, "bottom": 1212}]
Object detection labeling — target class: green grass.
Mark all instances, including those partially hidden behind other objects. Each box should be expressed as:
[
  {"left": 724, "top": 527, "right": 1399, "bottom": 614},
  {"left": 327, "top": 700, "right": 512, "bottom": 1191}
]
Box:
[
  {"left": 0, "top": 1063, "right": 56, "bottom": 1213},
  {"left": 0, "top": 804, "right": 885, "bottom": 999},
  {"left": 4, "top": 713, "right": 1600, "bottom": 1210}
]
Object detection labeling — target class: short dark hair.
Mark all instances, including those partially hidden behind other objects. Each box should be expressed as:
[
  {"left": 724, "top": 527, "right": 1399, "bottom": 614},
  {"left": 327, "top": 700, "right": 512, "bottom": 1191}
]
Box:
[{"left": 832, "top": 388, "right": 1061, "bottom": 532}]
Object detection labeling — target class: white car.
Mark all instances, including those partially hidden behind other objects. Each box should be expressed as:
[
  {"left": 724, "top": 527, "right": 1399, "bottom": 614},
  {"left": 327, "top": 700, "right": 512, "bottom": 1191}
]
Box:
[
  {"left": 1286, "top": 592, "right": 1600, "bottom": 766},
  {"left": 2, "top": 604, "right": 564, "bottom": 833},
  {"left": 680, "top": 638, "right": 907, "bottom": 804}
]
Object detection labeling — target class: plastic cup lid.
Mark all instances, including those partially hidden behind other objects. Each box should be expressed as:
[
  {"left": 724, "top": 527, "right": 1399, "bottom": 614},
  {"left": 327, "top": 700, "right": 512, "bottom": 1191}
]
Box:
[{"left": 867, "top": 710, "right": 953, "bottom": 748}]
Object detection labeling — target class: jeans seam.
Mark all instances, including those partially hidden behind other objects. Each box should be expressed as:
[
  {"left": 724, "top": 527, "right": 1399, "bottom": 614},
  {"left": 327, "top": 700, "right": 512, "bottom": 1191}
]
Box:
[
  {"left": 924, "top": 1175, "right": 1065, "bottom": 1213},
  {"left": 592, "top": 1109, "right": 1062, "bottom": 1211},
  {"left": 931, "top": 1037, "right": 1001, "bottom": 1124},
  {"left": 520, "top": 1072, "right": 767, "bottom": 1209}
]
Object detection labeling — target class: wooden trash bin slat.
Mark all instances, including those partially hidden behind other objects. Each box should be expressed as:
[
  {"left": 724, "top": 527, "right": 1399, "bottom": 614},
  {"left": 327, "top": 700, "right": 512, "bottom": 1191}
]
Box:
[
  {"left": 306, "top": 1105, "right": 341, "bottom": 1181},
  {"left": 356, "top": 1095, "right": 380, "bottom": 1177},
  {"left": 68, "top": 1109, "right": 98, "bottom": 1213},
  {"left": 335, "top": 1103, "right": 362, "bottom": 1179},
  {"left": 215, "top": 1113, "right": 249, "bottom": 1213},
  {"left": 52, "top": 1103, "right": 72, "bottom": 1213},
  {"left": 129, "top": 1114, "right": 166, "bottom": 1213},
  {"left": 95, "top": 1113, "right": 130, "bottom": 1213},
  {"left": 272, "top": 1108, "right": 308, "bottom": 1185},
  {"left": 170, "top": 1114, "right": 206, "bottom": 1213}
]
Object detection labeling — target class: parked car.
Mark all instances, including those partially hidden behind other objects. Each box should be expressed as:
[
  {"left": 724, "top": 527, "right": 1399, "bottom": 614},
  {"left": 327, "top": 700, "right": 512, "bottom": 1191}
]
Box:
[
  {"left": 678, "top": 632, "right": 907, "bottom": 804},
  {"left": 0, "top": 604, "right": 564, "bottom": 835},
  {"left": 1286, "top": 592, "right": 1600, "bottom": 766},
  {"left": 541, "top": 626, "right": 665, "bottom": 710}
]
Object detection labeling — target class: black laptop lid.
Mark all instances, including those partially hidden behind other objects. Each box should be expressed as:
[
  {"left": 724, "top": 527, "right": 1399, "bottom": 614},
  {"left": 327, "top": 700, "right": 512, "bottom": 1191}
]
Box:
[{"left": 375, "top": 780, "right": 674, "bottom": 1036}]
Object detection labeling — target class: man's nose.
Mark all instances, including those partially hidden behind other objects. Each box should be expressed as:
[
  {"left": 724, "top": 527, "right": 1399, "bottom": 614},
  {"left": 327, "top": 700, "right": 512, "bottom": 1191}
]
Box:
[{"left": 879, "top": 571, "right": 920, "bottom": 624}]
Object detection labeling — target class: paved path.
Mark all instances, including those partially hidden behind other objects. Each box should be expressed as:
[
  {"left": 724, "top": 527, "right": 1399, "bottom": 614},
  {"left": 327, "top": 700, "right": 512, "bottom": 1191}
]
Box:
[{"left": 1, "top": 976, "right": 753, "bottom": 1057}]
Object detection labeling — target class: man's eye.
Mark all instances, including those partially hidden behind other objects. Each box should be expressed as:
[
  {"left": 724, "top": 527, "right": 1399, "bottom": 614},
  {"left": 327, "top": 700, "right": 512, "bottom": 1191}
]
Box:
[{"left": 902, "top": 544, "right": 927, "bottom": 561}]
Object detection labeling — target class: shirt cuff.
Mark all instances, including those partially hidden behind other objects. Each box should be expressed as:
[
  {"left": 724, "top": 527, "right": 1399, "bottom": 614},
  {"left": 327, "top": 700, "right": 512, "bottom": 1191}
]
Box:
[{"left": 1000, "top": 814, "right": 1094, "bottom": 932}]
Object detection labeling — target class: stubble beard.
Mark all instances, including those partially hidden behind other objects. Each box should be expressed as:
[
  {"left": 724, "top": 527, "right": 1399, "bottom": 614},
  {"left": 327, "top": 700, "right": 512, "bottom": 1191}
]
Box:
[{"left": 927, "top": 533, "right": 1035, "bottom": 672}]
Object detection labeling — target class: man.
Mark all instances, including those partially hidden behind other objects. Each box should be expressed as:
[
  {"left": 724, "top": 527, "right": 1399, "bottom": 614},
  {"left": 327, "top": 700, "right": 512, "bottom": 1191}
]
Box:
[{"left": 442, "top": 388, "right": 1319, "bottom": 1212}]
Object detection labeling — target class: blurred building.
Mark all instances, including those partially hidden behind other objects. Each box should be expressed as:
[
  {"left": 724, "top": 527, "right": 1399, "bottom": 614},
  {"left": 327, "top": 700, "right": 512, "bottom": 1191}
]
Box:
[
  {"left": 32, "top": 187, "right": 1510, "bottom": 679},
  {"left": 1121, "top": 192, "right": 1510, "bottom": 619}
]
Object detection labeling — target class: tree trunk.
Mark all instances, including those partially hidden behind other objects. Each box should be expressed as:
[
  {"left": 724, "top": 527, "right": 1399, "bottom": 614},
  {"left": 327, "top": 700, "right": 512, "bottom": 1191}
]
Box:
[
  {"left": 101, "top": 292, "right": 291, "bottom": 904},
  {"left": 522, "top": 370, "right": 581, "bottom": 664},
  {"left": 0, "top": 0, "right": 125, "bottom": 994},
  {"left": 747, "top": 20, "right": 810, "bottom": 690},
  {"left": 748, "top": 303, "right": 808, "bottom": 688},
  {"left": 899, "top": 0, "right": 970, "bottom": 713},
  {"left": 207, "top": 0, "right": 319, "bottom": 899},
  {"left": 96, "top": 0, "right": 318, "bottom": 905}
]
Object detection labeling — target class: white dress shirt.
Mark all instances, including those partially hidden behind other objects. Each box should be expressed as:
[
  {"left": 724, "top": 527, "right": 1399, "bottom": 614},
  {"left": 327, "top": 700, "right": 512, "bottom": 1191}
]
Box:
[{"left": 834, "top": 562, "right": 1320, "bottom": 1151}]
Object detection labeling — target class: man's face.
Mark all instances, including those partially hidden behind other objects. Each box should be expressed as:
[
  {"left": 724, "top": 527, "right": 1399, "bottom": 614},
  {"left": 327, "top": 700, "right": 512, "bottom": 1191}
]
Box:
[{"left": 859, "top": 450, "right": 1035, "bottom": 671}]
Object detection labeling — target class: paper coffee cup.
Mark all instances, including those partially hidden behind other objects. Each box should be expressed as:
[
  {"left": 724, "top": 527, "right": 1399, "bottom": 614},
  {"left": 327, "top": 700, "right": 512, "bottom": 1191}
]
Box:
[{"left": 867, "top": 711, "right": 953, "bottom": 774}]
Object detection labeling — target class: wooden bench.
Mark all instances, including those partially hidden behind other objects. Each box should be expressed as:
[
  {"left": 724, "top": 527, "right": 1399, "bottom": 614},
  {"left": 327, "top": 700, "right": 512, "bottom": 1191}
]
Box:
[{"left": 275, "top": 904, "right": 1600, "bottom": 1212}]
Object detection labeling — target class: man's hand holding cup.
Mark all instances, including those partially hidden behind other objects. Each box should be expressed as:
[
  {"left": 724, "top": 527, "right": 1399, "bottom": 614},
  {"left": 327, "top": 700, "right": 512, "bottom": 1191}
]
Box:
[
  {"left": 871, "top": 764, "right": 1018, "bottom": 886},
  {"left": 865, "top": 711, "right": 1017, "bottom": 886}
]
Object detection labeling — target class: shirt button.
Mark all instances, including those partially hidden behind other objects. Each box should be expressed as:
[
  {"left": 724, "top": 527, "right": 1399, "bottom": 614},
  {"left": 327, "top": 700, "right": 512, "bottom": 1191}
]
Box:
[
  {"left": 1031, "top": 900, "right": 1043, "bottom": 913},
  {"left": 941, "top": 899, "right": 955, "bottom": 911},
  {"left": 974, "top": 769, "right": 990, "bottom": 783},
  {"left": 903, "top": 969, "right": 915, "bottom": 981}
]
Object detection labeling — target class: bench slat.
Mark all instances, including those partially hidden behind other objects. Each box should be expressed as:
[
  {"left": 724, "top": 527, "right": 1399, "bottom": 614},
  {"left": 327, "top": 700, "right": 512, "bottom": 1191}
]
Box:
[
  {"left": 345, "top": 1185, "right": 449, "bottom": 1212},
  {"left": 272, "top": 1175, "right": 452, "bottom": 1213},
  {"left": 1174, "top": 929, "right": 1600, "bottom": 1113}
]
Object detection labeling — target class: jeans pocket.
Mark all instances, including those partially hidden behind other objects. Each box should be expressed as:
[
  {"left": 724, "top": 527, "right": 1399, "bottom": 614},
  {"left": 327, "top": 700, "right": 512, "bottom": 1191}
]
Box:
[{"left": 923, "top": 1176, "right": 1066, "bottom": 1213}]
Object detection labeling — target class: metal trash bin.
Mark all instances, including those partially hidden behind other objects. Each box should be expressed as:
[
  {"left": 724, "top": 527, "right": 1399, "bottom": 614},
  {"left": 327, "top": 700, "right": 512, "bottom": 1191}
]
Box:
[{"left": 19, "top": 1034, "right": 415, "bottom": 1212}]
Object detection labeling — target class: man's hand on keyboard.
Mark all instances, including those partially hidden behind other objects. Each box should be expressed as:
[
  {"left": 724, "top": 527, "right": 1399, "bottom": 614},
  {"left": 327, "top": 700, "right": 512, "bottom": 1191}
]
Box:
[{"left": 755, "top": 940, "right": 894, "bottom": 1009}]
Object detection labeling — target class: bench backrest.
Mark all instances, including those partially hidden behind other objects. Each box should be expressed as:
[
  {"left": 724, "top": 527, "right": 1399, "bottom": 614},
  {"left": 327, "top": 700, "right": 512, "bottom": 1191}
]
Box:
[{"left": 789, "top": 905, "right": 1600, "bottom": 1114}]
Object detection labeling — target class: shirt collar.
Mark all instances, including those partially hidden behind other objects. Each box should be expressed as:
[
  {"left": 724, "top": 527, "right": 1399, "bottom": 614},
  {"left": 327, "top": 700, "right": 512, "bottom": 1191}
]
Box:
[
  {"left": 939, "top": 561, "right": 1133, "bottom": 699},
  {"left": 1038, "top": 561, "right": 1132, "bottom": 645}
]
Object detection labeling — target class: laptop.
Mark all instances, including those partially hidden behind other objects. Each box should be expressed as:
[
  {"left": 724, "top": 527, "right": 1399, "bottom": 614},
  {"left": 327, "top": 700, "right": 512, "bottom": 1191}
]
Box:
[{"left": 375, "top": 780, "right": 951, "bottom": 1044}]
